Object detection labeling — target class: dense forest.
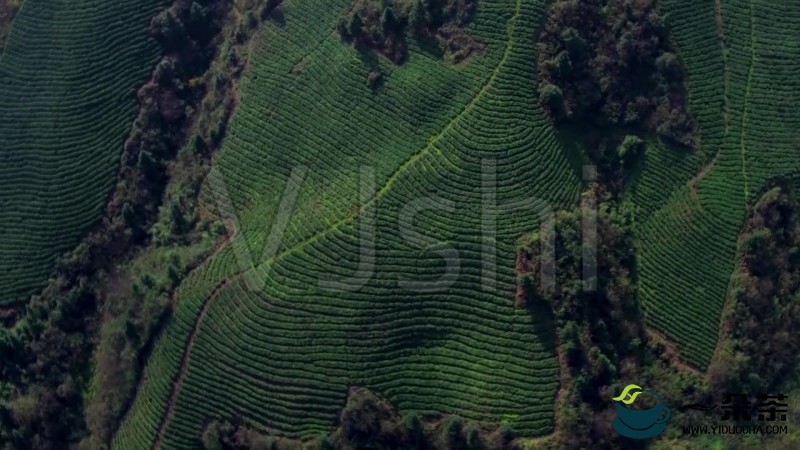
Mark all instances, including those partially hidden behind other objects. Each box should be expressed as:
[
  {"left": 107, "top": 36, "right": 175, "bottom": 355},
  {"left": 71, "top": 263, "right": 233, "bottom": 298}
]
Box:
[
  {"left": 709, "top": 183, "right": 800, "bottom": 395},
  {"left": 516, "top": 185, "right": 650, "bottom": 449},
  {"left": 537, "top": 0, "right": 695, "bottom": 148}
]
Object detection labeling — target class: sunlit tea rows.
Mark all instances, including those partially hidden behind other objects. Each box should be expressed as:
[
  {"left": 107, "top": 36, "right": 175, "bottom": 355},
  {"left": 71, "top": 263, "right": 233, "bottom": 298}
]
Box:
[
  {"left": 636, "top": 0, "right": 800, "bottom": 367},
  {"left": 115, "top": 0, "right": 582, "bottom": 446}
]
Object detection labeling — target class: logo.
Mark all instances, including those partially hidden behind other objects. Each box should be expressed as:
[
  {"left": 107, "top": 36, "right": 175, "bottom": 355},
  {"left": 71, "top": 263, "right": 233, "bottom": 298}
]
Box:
[
  {"left": 612, "top": 384, "right": 671, "bottom": 439},
  {"left": 681, "top": 393, "right": 790, "bottom": 436}
]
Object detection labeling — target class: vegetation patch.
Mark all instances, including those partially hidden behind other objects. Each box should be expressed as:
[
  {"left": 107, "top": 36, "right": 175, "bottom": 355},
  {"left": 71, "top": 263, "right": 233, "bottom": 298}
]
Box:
[
  {"left": 81, "top": 0, "right": 281, "bottom": 448},
  {"left": 537, "top": 0, "right": 695, "bottom": 148},
  {"left": 709, "top": 183, "right": 800, "bottom": 395},
  {"left": 200, "top": 387, "right": 518, "bottom": 450},
  {"left": 0, "top": 0, "right": 165, "bottom": 306},
  {"left": 517, "top": 188, "right": 647, "bottom": 448},
  {"left": 115, "top": 0, "right": 576, "bottom": 444},
  {"left": 336, "top": 0, "right": 482, "bottom": 65},
  {"left": 0, "top": 0, "right": 276, "bottom": 447}
]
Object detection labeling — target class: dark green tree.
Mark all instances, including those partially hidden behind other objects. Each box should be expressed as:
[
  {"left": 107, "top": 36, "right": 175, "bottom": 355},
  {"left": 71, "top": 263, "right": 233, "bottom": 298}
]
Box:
[
  {"left": 539, "top": 84, "right": 565, "bottom": 119},
  {"left": 347, "top": 12, "right": 364, "bottom": 37},
  {"left": 381, "top": 7, "right": 401, "bottom": 34}
]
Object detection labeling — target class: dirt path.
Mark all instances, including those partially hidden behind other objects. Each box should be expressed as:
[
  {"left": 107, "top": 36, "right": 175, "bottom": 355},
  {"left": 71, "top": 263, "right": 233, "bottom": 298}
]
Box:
[
  {"left": 709, "top": 256, "right": 744, "bottom": 370},
  {"left": 101, "top": 218, "right": 238, "bottom": 448},
  {"left": 687, "top": 0, "right": 730, "bottom": 200},
  {"left": 737, "top": 0, "right": 756, "bottom": 203},
  {"left": 152, "top": 276, "right": 234, "bottom": 450},
  {"left": 688, "top": 149, "right": 720, "bottom": 199},
  {"left": 150, "top": 2, "right": 528, "bottom": 444},
  {"left": 150, "top": 220, "right": 239, "bottom": 450}
]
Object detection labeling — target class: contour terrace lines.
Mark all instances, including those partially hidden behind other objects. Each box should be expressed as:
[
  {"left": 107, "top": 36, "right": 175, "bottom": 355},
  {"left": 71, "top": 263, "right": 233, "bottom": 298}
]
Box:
[
  {"left": 738, "top": 0, "right": 756, "bottom": 203},
  {"left": 152, "top": 277, "right": 232, "bottom": 450},
  {"left": 150, "top": 0, "right": 525, "bottom": 444}
]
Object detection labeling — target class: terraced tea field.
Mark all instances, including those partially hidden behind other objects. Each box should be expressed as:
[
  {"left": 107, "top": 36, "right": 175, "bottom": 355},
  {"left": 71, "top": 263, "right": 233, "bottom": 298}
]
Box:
[
  {"left": 0, "top": 0, "right": 163, "bottom": 304},
  {"left": 633, "top": 0, "right": 800, "bottom": 367},
  {"left": 0, "top": 0, "right": 783, "bottom": 444},
  {"left": 115, "top": 0, "right": 586, "bottom": 445}
]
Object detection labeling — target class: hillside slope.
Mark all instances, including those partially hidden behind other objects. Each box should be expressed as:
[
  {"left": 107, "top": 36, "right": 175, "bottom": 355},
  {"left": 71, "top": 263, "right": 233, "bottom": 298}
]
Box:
[
  {"left": 115, "top": 0, "right": 582, "bottom": 446},
  {"left": 0, "top": 0, "right": 164, "bottom": 304},
  {"left": 632, "top": 0, "right": 800, "bottom": 367}
]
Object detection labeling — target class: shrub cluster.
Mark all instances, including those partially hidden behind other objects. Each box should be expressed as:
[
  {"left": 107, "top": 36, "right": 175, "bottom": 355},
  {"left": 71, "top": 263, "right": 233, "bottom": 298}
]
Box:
[
  {"left": 709, "top": 184, "right": 800, "bottom": 395},
  {"left": 201, "top": 388, "right": 518, "bottom": 450},
  {"left": 537, "top": 0, "right": 695, "bottom": 148},
  {"left": 336, "top": 0, "right": 480, "bottom": 65},
  {"left": 517, "top": 190, "right": 646, "bottom": 448}
]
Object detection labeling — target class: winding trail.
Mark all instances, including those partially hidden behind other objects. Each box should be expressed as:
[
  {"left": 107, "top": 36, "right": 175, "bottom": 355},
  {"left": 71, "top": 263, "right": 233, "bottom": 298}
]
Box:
[
  {"left": 738, "top": 0, "right": 756, "bottom": 203},
  {"left": 151, "top": 221, "right": 238, "bottom": 450},
  {"left": 709, "top": 251, "right": 746, "bottom": 372},
  {"left": 686, "top": 0, "right": 755, "bottom": 378},
  {"left": 152, "top": 278, "right": 232, "bottom": 450},
  {"left": 688, "top": 0, "right": 731, "bottom": 200},
  {"left": 150, "top": 0, "right": 525, "bottom": 446},
  {"left": 688, "top": 150, "right": 720, "bottom": 199},
  {"left": 715, "top": 0, "right": 731, "bottom": 134}
]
